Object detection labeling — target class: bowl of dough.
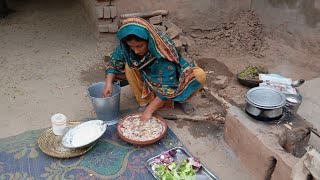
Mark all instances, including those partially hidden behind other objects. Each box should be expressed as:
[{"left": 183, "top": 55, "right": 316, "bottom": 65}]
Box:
[
  {"left": 62, "top": 120, "right": 107, "bottom": 149},
  {"left": 117, "top": 113, "right": 168, "bottom": 145}
]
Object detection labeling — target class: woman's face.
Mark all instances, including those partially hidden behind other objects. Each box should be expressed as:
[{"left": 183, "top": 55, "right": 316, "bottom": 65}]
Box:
[{"left": 126, "top": 39, "right": 148, "bottom": 57}]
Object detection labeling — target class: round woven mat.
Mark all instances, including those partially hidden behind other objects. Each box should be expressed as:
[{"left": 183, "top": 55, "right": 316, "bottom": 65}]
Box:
[{"left": 38, "top": 122, "right": 94, "bottom": 159}]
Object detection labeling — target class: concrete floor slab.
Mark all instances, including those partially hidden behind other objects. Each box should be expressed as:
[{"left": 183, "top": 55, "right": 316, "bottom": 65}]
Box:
[
  {"left": 298, "top": 78, "right": 320, "bottom": 130},
  {"left": 298, "top": 78, "right": 320, "bottom": 151}
]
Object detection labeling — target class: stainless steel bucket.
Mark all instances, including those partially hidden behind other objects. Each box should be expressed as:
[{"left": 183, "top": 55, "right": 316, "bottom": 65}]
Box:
[{"left": 87, "top": 82, "right": 120, "bottom": 125}]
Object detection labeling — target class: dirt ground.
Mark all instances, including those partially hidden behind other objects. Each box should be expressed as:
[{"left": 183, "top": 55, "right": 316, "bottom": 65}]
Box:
[
  {"left": 0, "top": 0, "right": 101, "bottom": 138},
  {"left": 1, "top": 0, "right": 320, "bottom": 179}
]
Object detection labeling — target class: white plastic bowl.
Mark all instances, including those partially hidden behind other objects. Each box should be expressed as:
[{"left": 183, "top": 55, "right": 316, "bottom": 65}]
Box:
[{"left": 62, "top": 120, "right": 107, "bottom": 148}]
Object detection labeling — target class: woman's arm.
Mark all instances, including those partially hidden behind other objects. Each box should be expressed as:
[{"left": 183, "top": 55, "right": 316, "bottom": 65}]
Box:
[
  {"left": 102, "top": 73, "right": 116, "bottom": 98},
  {"left": 141, "top": 96, "right": 165, "bottom": 122},
  {"left": 102, "top": 45, "right": 126, "bottom": 97}
]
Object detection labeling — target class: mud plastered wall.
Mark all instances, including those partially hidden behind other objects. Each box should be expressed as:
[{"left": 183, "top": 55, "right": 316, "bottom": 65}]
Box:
[
  {"left": 81, "top": 0, "right": 252, "bottom": 36},
  {"left": 114, "top": 0, "right": 251, "bottom": 31},
  {"left": 81, "top": 0, "right": 319, "bottom": 40},
  {"left": 251, "top": 0, "right": 320, "bottom": 36}
]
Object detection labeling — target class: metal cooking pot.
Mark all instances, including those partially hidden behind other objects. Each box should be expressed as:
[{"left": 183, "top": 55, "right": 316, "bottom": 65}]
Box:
[
  {"left": 245, "top": 87, "right": 287, "bottom": 120},
  {"left": 245, "top": 101, "right": 284, "bottom": 118}
]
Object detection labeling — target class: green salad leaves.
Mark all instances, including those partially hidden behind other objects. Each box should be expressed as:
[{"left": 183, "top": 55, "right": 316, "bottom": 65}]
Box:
[{"left": 152, "top": 160, "right": 197, "bottom": 180}]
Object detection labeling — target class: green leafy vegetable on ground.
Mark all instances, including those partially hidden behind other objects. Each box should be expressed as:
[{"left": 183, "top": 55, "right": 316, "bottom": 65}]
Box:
[{"left": 239, "top": 66, "right": 268, "bottom": 80}]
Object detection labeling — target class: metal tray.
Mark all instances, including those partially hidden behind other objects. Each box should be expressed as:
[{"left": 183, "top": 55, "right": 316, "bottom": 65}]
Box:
[{"left": 146, "top": 147, "right": 219, "bottom": 180}]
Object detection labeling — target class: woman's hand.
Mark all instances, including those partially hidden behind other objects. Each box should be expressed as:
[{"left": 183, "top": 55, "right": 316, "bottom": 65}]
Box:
[
  {"left": 102, "top": 73, "right": 116, "bottom": 98},
  {"left": 101, "top": 84, "right": 112, "bottom": 98},
  {"left": 140, "top": 96, "right": 165, "bottom": 123},
  {"left": 141, "top": 109, "right": 153, "bottom": 123}
]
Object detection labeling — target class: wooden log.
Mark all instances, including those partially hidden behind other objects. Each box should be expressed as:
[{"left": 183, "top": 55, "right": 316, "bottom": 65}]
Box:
[
  {"left": 202, "top": 86, "right": 231, "bottom": 108},
  {"left": 310, "top": 128, "right": 320, "bottom": 138},
  {"left": 158, "top": 113, "right": 225, "bottom": 123},
  {"left": 161, "top": 114, "right": 208, "bottom": 121}
]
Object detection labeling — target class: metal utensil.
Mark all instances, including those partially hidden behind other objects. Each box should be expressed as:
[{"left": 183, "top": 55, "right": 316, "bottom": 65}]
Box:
[
  {"left": 245, "top": 87, "right": 286, "bottom": 120},
  {"left": 62, "top": 120, "right": 107, "bottom": 149}
]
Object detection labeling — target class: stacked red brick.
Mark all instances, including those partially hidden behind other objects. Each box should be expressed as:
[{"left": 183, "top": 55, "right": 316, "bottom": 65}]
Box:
[
  {"left": 96, "top": 0, "right": 118, "bottom": 33},
  {"left": 148, "top": 15, "right": 192, "bottom": 53}
]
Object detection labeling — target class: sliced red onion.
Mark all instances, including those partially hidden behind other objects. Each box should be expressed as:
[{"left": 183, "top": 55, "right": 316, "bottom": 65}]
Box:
[
  {"left": 168, "top": 149, "right": 177, "bottom": 156},
  {"left": 187, "top": 157, "right": 202, "bottom": 170}
]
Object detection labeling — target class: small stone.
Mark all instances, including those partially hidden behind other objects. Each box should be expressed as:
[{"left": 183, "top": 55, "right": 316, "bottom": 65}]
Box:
[
  {"left": 165, "top": 24, "right": 182, "bottom": 39},
  {"left": 224, "top": 32, "right": 231, "bottom": 37},
  {"left": 190, "top": 33, "right": 198, "bottom": 38},
  {"left": 180, "top": 46, "right": 186, "bottom": 53},
  {"left": 255, "top": 52, "right": 266, "bottom": 58},
  {"left": 179, "top": 36, "right": 188, "bottom": 46},
  {"left": 226, "top": 23, "right": 233, "bottom": 30},
  {"left": 201, "top": 90, "right": 206, "bottom": 98},
  {"left": 226, "top": 29, "right": 233, "bottom": 34},
  {"left": 110, "top": 6, "right": 117, "bottom": 18},
  {"left": 205, "top": 32, "right": 215, "bottom": 39},
  {"left": 149, "top": 15, "right": 163, "bottom": 25},
  {"left": 109, "top": 23, "right": 119, "bottom": 33},
  {"left": 162, "top": 19, "right": 174, "bottom": 29},
  {"left": 173, "top": 39, "right": 183, "bottom": 49},
  {"left": 228, "top": 40, "right": 234, "bottom": 46},
  {"left": 98, "top": 25, "right": 109, "bottom": 33},
  {"left": 103, "top": 6, "right": 111, "bottom": 19},
  {"left": 213, "top": 75, "right": 229, "bottom": 89},
  {"left": 104, "top": 55, "right": 111, "bottom": 62},
  {"left": 180, "top": 36, "right": 195, "bottom": 47},
  {"left": 153, "top": 25, "right": 166, "bottom": 32},
  {"left": 221, "top": 23, "right": 227, "bottom": 29},
  {"left": 173, "top": 39, "right": 185, "bottom": 52},
  {"left": 96, "top": 6, "right": 104, "bottom": 19},
  {"left": 207, "top": 31, "right": 223, "bottom": 39}
]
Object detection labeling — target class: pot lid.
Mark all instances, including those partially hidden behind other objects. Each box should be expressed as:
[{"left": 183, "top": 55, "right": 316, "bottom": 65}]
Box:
[{"left": 246, "top": 87, "right": 287, "bottom": 108}]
